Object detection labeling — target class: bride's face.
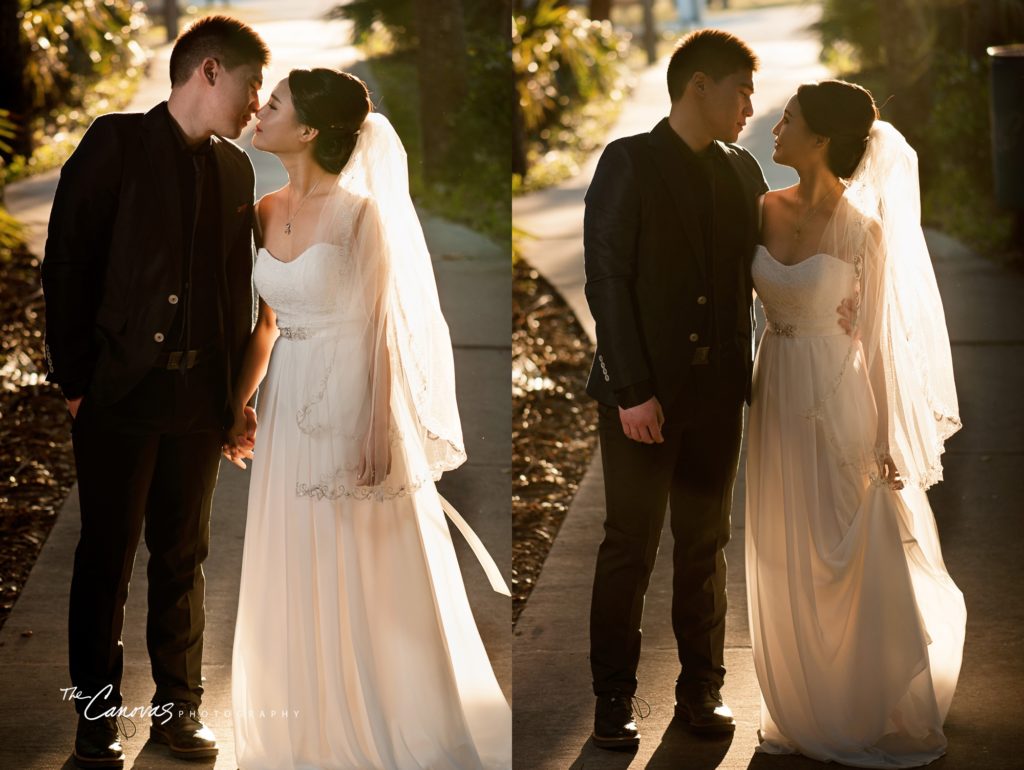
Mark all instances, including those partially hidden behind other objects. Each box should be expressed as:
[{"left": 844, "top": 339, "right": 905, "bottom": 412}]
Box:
[
  {"left": 771, "top": 95, "right": 825, "bottom": 169},
  {"left": 252, "top": 79, "right": 316, "bottom": 154}
]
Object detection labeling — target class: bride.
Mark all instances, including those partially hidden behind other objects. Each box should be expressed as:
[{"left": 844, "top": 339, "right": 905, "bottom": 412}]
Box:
[
  {"left": 222, "top": 68, "right": 511, "bottom": 770},
  {"left": 746, "top": 79, "right": 965, "bottom": 767}
]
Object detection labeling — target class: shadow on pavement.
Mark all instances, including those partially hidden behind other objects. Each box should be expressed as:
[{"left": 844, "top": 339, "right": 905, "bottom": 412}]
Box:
[
  {"left": 567, "top": 739, "right": 638, "bottom": 769},
  {"left": 646, "top": 719, "right": 732, "bottom": 769}
]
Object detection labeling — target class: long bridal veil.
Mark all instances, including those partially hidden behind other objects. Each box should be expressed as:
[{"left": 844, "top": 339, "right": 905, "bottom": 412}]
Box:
[{"left": 818, "top": 120, "right": 962, "bottom": 491}]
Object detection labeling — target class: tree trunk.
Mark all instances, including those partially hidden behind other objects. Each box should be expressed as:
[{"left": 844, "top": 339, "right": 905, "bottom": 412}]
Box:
[
  {"left": 641, "top": 0, "right": 657, "bottom": 65},
  {"left": 413, "top": 0, "right": 468, "bottom": 184},
  {"left": 164, "top": 0, "right": 180, "bottom": 42},
  {"left": 590, "top": 0, "right": 613, "bottom": 21},
  {"left": 876, "top": 0, "right": 932, "bottom": 137},
  {"left": 0, "top": 0, "right": 32, "bottom": 162}
]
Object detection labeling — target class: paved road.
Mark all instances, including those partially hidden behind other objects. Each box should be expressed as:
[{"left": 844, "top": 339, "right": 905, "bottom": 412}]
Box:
[
  {"left": 0, "top": 4, "right": 511, "bottom": 767},
  {"left": 512, "top": 4, "right": 1024, "bottom": 768}
]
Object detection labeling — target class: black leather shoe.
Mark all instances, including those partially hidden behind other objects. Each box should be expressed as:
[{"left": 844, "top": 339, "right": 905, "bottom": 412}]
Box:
[
  {"left": 592, "top": 694, "right": 649, "bottom": 750},
  {"left": 150, "top": 702, "right": 218, "bottom": 760},
  {"left": 73, "top": 715, "right": 125, "bottom": 768},
  {"left": 674, "top": 681, "right": 735, "bottom": 733}
]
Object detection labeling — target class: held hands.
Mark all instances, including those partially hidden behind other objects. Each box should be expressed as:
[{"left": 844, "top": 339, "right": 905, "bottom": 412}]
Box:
[
  {"left": 222, "top": 406, "right": 258, "bottom": 470},
  {"left": 619, "top": 396, "right": 665, "bottom": 444}
]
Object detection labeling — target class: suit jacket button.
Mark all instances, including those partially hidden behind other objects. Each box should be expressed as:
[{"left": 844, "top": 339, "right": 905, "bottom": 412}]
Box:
[
  {"left": 697, "top": 295, "right": 707, "bottom": 305},
  {"left": 168, "top": 294, "right": 179, "bottom": 305},
  {"left": 154, "top": 332, "right": 165, "bottom": 343},
  {"left": 689, "top": 332, "right": 699, "bottom": 342},
  {"left": 603, "top": 374, "right": 610, "bottom": 381}
]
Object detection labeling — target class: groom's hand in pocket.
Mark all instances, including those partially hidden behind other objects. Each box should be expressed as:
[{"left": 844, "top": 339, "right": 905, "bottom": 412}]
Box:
[{"left": 618, "top": 396, "right": 665, "bottom": 444}]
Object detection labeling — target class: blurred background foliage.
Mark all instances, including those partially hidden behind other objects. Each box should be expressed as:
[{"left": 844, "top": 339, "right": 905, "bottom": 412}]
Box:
[
  {"left": 817, "top": 0, "right": 1024, "bottom": 260},
  {"left": 330, "top": 0, "right": 509, "bottom": 241},
  {"left": 0, "top": 0, "right": 148, "bottom": 186},
  {"left": 513, "top": 0, "right": 630, "bottom": 193}
]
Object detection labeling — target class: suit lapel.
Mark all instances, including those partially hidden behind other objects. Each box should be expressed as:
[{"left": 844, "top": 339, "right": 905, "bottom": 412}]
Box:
[
  {"left": 141, "top": 104, "right": 184, "bottom": 269},
  {"left": 647, "top": 119, "right": 707, "bottom": 283},
  {"left": 211, "top": 138, "right": 243, "bottom": 261}
]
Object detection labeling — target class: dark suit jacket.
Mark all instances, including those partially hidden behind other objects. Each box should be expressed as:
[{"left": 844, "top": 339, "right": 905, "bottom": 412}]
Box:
[
  {"left": 41, "top": 103, "right": 257, "bottom": 422},
  {"left": 583, "top": 118, "right": 768, "bottom": 411}
]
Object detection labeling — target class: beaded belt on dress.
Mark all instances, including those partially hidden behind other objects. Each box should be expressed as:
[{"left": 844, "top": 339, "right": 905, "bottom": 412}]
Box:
[
  {"left": 277, "top": 320, "right": 361, "bottom": 340},
  {"left": 766, "top": 319, "right": 846, "bottom": 338},
  {"left": 278, "top": 326, "right": 311, "bottom": 340}
]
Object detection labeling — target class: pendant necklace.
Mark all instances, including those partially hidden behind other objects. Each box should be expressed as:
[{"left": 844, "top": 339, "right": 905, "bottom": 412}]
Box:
[
  {"left": 284, "top": 178, "right": 323, "bottom": 235},
  {"left": 793, "top": 180, "right": 841, "bottom": 242}
]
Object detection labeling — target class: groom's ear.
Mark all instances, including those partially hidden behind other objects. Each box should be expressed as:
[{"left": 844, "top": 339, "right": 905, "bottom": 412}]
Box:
[
  {"left": 200, "top": 57, "right": 219, "bottom": 87},
  {"left": 690, "top": 72, "right": 708, "bottom": 97}
]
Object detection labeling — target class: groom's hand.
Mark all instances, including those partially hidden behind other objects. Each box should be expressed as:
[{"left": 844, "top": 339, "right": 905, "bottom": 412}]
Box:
[
  {"left": 222, "top": 406, "right": 257, "bottom": 469},
  {"left": 618, "top": 396, "right": 665, "bottom": 444},
  {"left": 836, "top": 296, "right": 860, "bottom": 339}
]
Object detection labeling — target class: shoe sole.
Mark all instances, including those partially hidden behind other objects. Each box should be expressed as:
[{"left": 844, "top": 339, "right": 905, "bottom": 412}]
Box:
[
  {"left": 72, "top": 751, "right": 124, "bottom": 769},
  {"left": 149, "top": 726, "right": 220, "bottom": 760},
  {"left": 673, "top": 705, "right": 736, "bottom": 734},
  {"left": 592, "top": 732, "right": 640, "bottom": 750}
]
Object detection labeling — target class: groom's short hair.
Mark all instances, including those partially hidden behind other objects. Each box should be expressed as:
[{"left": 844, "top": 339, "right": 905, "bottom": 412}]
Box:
[
  {"left": 667, "top": 29, "right": 758, "bottom": 102},
  {"left": 169, "top": 15, "right": 270, "bottom": 87}
]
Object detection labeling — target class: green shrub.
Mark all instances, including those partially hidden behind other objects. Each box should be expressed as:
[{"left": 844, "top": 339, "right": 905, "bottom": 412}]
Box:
[{"left": 513, "top": 0, "right": 628, "bottom": 189}]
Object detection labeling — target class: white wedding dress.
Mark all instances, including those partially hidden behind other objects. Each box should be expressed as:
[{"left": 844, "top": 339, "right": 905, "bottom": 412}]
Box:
[
  {"left": 745, "top": 238, "right": 965, "bottom": 768},
  {"left": 230, "top": 235, "right": 511, "bottom": 769}
]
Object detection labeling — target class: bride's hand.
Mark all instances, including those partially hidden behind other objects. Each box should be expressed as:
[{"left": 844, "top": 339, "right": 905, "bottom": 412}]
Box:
[
  {"left": 356, "top": 431, "right": 392, "bottom": 487},
  {"left": 878, "top": 452, "right": 904, "bottom": 490},
  {"left": 222, "top": 406, "right": 257, "bottom": 470}
]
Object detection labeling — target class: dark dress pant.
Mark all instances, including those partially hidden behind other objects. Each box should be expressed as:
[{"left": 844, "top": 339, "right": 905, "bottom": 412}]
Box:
[
  {"left": 590, "top": 363, "right": 745, "bottom": 697},
  {"left": 67, "top": 361, "right": 223, "bottom": 715}
]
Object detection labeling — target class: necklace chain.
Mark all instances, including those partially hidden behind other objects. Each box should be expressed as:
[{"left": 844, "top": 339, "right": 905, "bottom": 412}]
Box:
[
  {"left": 284, "top": 178, "right": 323, "bottom": 236},
  {"left": 793, "top": 181, "right": 842, "bottom": 241}
]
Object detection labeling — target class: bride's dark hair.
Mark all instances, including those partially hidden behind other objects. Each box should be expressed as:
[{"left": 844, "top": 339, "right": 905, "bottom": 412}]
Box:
[
  {"left": 797, "top": 80, "right": 878, "bottom": 178},
  {"left": 288, "top": 68, "right": 372, "bottom": 173}
]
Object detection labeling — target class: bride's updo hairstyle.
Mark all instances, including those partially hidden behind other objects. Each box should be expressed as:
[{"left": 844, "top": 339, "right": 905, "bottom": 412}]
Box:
[
  {"left": 288, "top": 68, "right": 372, "bottom": 174},
  {"left": 796, "top": 80, "right": 878, "bottom": 178}
]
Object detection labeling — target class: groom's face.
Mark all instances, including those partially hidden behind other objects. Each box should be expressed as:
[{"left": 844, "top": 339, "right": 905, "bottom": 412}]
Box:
[
  {"left": 701, "top": 69, "right": 754, "bottom": 143},
  {"left": 199, "top": 58, "right": 263, "bottom": 139}
]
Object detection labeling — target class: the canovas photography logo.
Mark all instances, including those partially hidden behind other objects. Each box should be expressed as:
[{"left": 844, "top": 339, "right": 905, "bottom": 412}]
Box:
[
  {"left": 60, "top": 685, "right": 176, "bottom": 724},
  {"left": 60, "top": 686, "right": 301, "bottom": 722}
]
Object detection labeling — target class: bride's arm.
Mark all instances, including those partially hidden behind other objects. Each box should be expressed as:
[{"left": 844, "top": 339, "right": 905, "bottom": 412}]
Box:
[
  {"left": 353, "top": 195, "right": 393, "bottom": 486},
  {"left": 223, "top": 297, "right": 279, "bottom": 468},
  {"left": 231, "top": 296, "right": 279, "bottom": 417},
  {"left": 860, "top": 221, "right": 903, "bottom": 489}
]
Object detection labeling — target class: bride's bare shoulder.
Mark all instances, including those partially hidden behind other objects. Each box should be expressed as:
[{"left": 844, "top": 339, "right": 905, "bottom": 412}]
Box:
[
  {"left": 255, "top": 188, "right": 288, "bottom": 223},
  {"left": 763, "top": 185, "right": 798, "bottom": 212}
]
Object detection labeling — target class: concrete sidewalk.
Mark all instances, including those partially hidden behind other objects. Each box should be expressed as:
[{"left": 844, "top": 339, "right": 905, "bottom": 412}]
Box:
[
  {"left": 0, "top": 4, "right": 510, "bottom": 768},
  {"left": 512, "top": 4, "right": 1024, "bottom": 769}
]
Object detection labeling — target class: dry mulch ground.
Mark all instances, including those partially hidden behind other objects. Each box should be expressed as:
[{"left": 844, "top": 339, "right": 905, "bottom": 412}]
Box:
[
  {"left": 512, "top": 259, "right": 599, "bottom": 624},
  {"left": 0, "top": 246, "right": 76, "bottom": 632}
]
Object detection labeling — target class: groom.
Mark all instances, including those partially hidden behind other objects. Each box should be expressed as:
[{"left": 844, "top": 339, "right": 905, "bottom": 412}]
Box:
[
  {"left": 583, "top": 29, "right": 767, "bottom": 747},
  {"left": 41, "top": 16, "right": 267, "bottom": 768}
]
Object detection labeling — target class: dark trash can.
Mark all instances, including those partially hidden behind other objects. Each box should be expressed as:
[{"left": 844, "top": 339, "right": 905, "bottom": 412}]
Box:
[{"left": 988, "top": 45, "right": 1024, "bottom": 209}]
